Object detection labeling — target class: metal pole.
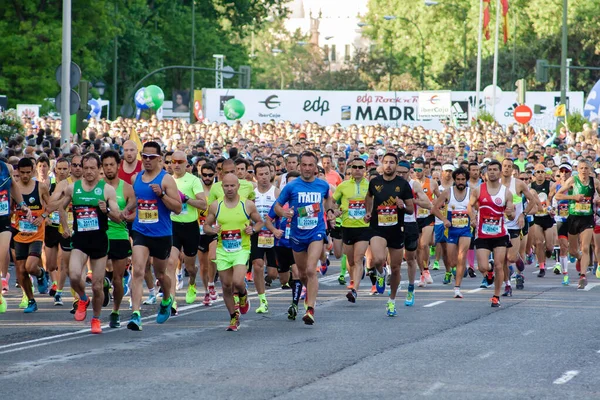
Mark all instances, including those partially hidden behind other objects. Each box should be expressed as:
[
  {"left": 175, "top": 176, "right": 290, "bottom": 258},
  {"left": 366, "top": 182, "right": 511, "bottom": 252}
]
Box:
[
  {"left": 475, "top": 0, "right": 484, "bottom": 119},
  {"left": 560, "top": 0, "right": 568, "bottom": 109},
  {"left": 462, "top": 8, "right": 467, "bottom": 91},
  {"left": 491, "top": 0, "right": 501, "bottom": 117},
  {"left": 60, "top": 0, "right": 71, "bottom": 147},
  {"left": 511, "top": 11, "right": 517, "bottom": 83},
  {"left": 112, "top": 0, "right": 118, "bottom": 121},
  {"left": 566, "top": 58, "right": 572, "bottom": 92},
  {"left": 190, "top": 0, "right": 196, "bottom": 122},
  {"left": 388, "top": 31, "right": 392, "bottom": 91}
]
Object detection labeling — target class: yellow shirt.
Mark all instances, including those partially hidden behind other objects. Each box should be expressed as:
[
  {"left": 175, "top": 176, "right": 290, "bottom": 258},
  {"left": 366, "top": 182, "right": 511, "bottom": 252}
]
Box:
[
  {"left": 332, "top": 178, "right": 369, "bottom": 228},
  {"left": 208, "top": 180, "right": 256, "bottom": 206}
]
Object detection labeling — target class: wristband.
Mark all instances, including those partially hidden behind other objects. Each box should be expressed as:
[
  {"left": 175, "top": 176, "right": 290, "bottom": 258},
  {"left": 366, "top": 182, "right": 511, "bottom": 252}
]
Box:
[{"left": 19, "top": 201, "right": 26, "bottom": 208}]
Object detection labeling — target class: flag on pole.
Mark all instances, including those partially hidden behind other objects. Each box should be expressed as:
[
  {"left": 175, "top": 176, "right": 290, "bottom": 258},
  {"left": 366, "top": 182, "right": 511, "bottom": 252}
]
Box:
[
  {"left": 130, "top": 127, "right": 143, "bottom": 161},
  {"left": 483, "top": 0, "right": 491, "bottom": 40},
  {"left": 501, "top": 0, "right": 509, "bottom": 44}
]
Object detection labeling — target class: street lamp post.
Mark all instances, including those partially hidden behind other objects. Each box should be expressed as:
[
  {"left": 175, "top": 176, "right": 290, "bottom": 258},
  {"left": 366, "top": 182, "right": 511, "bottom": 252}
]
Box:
[
  {"left": 272, "top": 48, "right": 284, "bottom": 90},
  {"left": 384, "top": 16, "right": 425, "bottom": 90},
  {"left": 190, "top": 0, "right": 196, "bottom": 122},
  {"left": 425, "top": 0, "right": 468, "bottom": 90}
]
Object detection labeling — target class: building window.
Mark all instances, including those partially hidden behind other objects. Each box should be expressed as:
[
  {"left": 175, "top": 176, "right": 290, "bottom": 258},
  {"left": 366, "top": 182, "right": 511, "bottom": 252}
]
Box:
[
  {"left": 344, "top": 44, "right": 351, "bottom": 61},
  {"left": 331, "top": 44, "right": 336, "bottom": 62},
  {"left": 323, "top": 45, "right": 329, "bottom": 61}
]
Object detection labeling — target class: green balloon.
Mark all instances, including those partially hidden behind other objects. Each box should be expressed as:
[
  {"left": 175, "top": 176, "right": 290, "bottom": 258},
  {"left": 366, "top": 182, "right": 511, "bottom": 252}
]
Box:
[
  {"left": 143, "top": 85, "right": 165, "bottom": 110},
  {"left": 223, "top": 99, "right": 245, "bottom": 120}
]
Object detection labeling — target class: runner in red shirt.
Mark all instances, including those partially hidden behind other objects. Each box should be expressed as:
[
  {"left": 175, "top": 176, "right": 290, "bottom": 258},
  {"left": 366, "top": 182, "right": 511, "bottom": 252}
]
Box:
[{"left": 118, "top": 140, "right": 143, "bottom": 185}]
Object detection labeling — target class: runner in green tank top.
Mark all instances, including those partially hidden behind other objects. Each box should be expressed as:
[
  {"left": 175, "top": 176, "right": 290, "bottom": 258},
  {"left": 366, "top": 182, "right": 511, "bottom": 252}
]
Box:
[
  {"left": 203, "top": 174, "right": 263, "bottom": 332},
  {"left": 556, "top": 160, "right": 600, "bottom": 289},
  {"left": 101, "top": 151, "right": 136, "bottom": 328}
]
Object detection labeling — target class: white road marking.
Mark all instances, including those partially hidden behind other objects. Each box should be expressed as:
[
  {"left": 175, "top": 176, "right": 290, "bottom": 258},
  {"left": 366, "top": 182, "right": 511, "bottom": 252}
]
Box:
[
  {"left": 522, "top": 330, "right": 535, "bottom": 336},
  {"left": 553, "top": 370, "right": 579, "bottom": 385},
  {"left": 468, "top": 288, "right": 485, "bottom": 293},
  {"left": 478, "top": 351, "right": 495, "bottom": 359},
  {"left": 582, "top": 282, "right": 600, "bottom": 291},
  {"left": 422, "top": 382, "right": 444, "bottom": 396},
  {"left": 423, "top": 301, "right": 445, "bottom": 308}
]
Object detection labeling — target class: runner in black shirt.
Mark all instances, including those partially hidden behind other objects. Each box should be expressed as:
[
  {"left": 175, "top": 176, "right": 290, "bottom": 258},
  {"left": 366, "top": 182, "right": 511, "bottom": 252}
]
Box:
[{"left": 364, "top": 153, "right": 414, "bottom": 317}]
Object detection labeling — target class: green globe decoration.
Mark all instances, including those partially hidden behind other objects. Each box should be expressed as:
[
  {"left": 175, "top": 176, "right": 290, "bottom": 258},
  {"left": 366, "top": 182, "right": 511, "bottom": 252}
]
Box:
[
  {"left": 143, "top": 85, "right": 165, "bottom": 110},
  {"left": 223, "top": 99, "right": 245, "bottom": 120}
]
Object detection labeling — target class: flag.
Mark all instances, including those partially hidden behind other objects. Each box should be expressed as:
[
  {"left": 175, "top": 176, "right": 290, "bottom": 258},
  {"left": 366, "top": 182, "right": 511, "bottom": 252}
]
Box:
[
  {"left": 555, "top": 104, "right": 566, "bottom": 117},
  {"left": 129, "top": 127, "right": 143, "bottom": 161},
  {"left": 501, "top": 0, "right": 509, "bottom": 44},
  {"left": 483, "top": 0, "right": 491, "bottom": 40}
]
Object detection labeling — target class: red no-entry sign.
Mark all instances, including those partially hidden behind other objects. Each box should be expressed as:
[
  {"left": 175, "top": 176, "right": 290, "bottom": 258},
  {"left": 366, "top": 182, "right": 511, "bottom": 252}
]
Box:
[{"left": 514, "top": 104, "right": 532, "bottom": 124}]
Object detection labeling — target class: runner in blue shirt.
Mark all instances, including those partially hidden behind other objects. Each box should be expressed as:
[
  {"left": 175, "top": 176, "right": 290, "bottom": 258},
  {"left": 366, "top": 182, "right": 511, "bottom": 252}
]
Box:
[{"left": 274, "top": 152, "right": 335, "bottom": 325}]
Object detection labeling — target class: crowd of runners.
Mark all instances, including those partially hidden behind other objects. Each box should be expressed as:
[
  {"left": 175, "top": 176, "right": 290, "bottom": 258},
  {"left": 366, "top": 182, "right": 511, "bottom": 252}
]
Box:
[{"left": 1, "top": 116, "right": 600, "bottom": 333}]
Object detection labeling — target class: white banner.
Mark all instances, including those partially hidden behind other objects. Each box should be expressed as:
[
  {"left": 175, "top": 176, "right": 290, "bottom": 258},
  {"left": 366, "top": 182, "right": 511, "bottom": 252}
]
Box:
[
  {"left": 16, "top": 104, "right": 41, "bottom": 119},
  {"left": 418, "top": 91, "right": 451, "bottom": 119},
  {"left": 202, "top": 89, "right": 584, "bottom": 130}
]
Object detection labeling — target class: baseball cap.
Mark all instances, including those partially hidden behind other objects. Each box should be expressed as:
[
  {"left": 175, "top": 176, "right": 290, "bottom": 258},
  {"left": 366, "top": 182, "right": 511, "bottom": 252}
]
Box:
[
  {"left": 442, "top": 164, "right": 454, "bottom": 172},
  {"left": 558, "top": 162, "right": 572, "bottom": 172}
]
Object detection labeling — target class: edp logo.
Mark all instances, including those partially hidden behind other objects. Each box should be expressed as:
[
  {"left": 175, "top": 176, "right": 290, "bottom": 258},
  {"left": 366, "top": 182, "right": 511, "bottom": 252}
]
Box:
[{"left": 303, "top": 97, "right": 330, "bottom": 116}]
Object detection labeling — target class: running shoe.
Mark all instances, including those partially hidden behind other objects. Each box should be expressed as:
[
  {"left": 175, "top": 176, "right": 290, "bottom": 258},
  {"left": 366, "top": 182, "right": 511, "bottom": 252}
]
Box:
[
  {"left": 501, "top": 284, "right": 513, "bottom": 297},
  {"left": 468, "top": 267, "right": 477, "bottom": 278},
  {"left": 24, "top": 300, "right": 37, "bottom": 313},
  {"left": 75, "top": 298, "right": 90, "bottom": 321},
  {"left": 264, "top": 275, "right": 272, "bottom": 287},
  {"left": 109, "top": 312, "right": 120, "bottom": 328},
  {"left": 1, "top": 272, "right": 9, "bottom": 294},
  {"left": 48, "top": 282, "right": 57, "bottom": 297},
  {"left": 491, "top": 296, "right": 501, "bottom": 308},
  {"left": 563, "top": 275, "right": 570, "bottom": 286},
  {"left": 553, "top": 263, "right": 562, "bottom": 275},
  {"left": 376, "top": 269, "right": 387, "bottom": 294},
  {"left": 338, "top": 275, "right": 346, "bottom": 285},
  {"left": 300, "top": 286, "right": 307, "bottom": 300},
  {"left": 347, "top": 280, "right": 354, "bottom": 290},
  {"left": 185, "top": 284, "right": 197, "bottom": 304},
  {"left": 386, "top": 300, "right": 397, "bottom": 317},
  {"left": 537, "top": 268, "right": 545, "bottom": 278},
  {"left": 127, "top": 312, "right": 142, "bottom": 331},
  {"left": 0, "top": 295, "right": 6, "bottom": 313},
  {"left": 424, "top": 270, "right": 433, "bottom": 284},
  {"left": 203, "top": 293, "right": 211, "bottom": 306},
  {"left": 123, "top": 273, "right": 131, "bottom": 296},
  {"left": 596, "top": 266, "right": 600, "bottom": 279},
  {"left": 486, "top": 272, "right": 494, "bottom": 286},
  {"left": 287, "top": 303, "right": 298, "bottom": 320},
  {"left": 443, "top": 272, "right": 452, "bottom": 285},
  {"left": 432, "top": 260, "right": 440, "bottom": 270},
  {"left": 418, "top": 275, "right": 426, "bottom": 288},
  {"left": 320, "top": 261, "right": 328, "bottom": 275},
  {"left": 451, "top": 267, "right": 457, "bottom": 277},
  {"left": 576, "top": 259, "right": 581, "bottom": 272},
  {"left": 227, "top": 313, "right": 240, "bottom": 331},
  {"left": 516, "top": 274, "right": 525, "bottom": 290},
  {"left": 156, "top": 295, "right": 173, "bottom": 324},
  {"left": 19, "top": 293, "right": 28, "bottom": 308},
  {"left": 578, "top": 275, "right": 587, "bottom": 290},
  {"left": 208, "top": 285, "right": 218, "bottom": 301},
  {"left": 515, "top": 258, "right": 525, "bottom": 272},
  {"left": 405, "top": 290, "right": 415, "bottom": 306},
  {"left": 480, "top": 277, "right": 489, "bottom": 289},
  {"left": 171, "top": 300, "right": 178, "bottom": 316},
  {"left": 370, "top": 285, "right": 378, "bottom": 295},
  {"left": 54, "top": 293, "right": 64, "bottom": 306},
  {"left": 70, "top": 299, "right": 78, "bottom": 314},
  {"left": 176, "top": 271, "right": 184, "bottom": 290},
  {"left": 143, "top": 294, "right": 157, "bottom": 305},
  {"left": 37, "top": 268, "right": 49, "bottom": 294},
  {"left": 302, "top": 308, "right": 315, "bottom": 325},
  {"left": 102, "top": 277, "right": 111, "bottom": 307},
  {"left": 239, "top": 293, "right": 250, "bottom": 314},
  {"left": 454, "top": 288, "right": 463, "bottom": 299},
  {"left": 429, "top": 246, "right": 435, "bottom": 257},
  {"left": 256, "top": 299, "right": 269, "bottom": 314},
  {"left": 346, "top": 289, "right": 357, "bottom": 303},
  {"left": 281, "top": 282, "right": 291, "bottom": 289},
  {"left": 91, "top": 317, "right": 102, "bottom": 334},
  {"left": 526, "top": 252, "right": 534, "bottom": 266},
  {"left": 245, "top": 271, "right": 253, "bottom": 283},
  {"left": 86, "top": 270, "right": 92, "bottom": 284}
]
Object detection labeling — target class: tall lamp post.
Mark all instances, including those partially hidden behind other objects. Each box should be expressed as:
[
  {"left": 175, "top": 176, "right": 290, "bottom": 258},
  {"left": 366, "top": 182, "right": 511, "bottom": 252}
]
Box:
[
  {"left": 383, "top": 16, "right": 425, "bottom": 90},
  {"left": 424, "top": 0, "right": 468, "bottom": 90}
]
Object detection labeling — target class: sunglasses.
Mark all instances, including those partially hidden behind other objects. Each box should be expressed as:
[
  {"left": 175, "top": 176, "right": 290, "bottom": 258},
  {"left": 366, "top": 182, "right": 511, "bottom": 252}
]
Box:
[
  {"left": 201, "top": 173, "right": 215, "bottom": 178},
  {"left": 142, "top": 153, "right": 161, "bottom": 160},
  {"left": 248, "top": 170, "right": 255, "bottom": 174},
  {"left": 171, "top": 160, "right": 186, "bottom": 165},
  {"left": 534, "top": 170, "right": 545, "bottom": 174},
  {"left": 559, "top": 169, "right": 571, "bottom": 173},
  {"left": 413, "top": 168, "right": 423, "bottom": 173},
  {"left": 71, "top": 163, "right": 82, "bottom": 167},
  {"left": 352, "top": 165, "right": 365, "bottom": 169}
]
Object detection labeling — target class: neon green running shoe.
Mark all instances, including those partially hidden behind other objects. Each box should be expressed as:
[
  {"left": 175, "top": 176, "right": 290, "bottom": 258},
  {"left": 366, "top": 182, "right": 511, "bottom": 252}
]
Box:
[
  {"left": 255, "top": 300, "right": 269, "bottom": 314},
  {"left": 596, "top": 266, "right": 600, "bottom": 279},
  {"left": 0, "top": 295, "right": 6, "bottom": 313},
  {"left": 563, "top": 275, "right": 570, "bottom": 286},
  {"left": 429, "top": 246, "right": 435, "bottom": 257},
  {"left": 185, "top": 284, "right": 197, "bottom": 304},
  {"left": 432, "top": 260, "right": 440, "bottom": 270},
  {"left": 19, "top": 293, "right": 28, "bottom": 309},
  {"left": 387, "top": 300, "right": 397, "bottom": 317}
]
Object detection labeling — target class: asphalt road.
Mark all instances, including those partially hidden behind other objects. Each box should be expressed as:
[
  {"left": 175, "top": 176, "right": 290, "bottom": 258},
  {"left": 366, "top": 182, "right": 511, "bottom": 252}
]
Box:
[{"left": 1, "top": 260, "right": 600, "bottom": 399}]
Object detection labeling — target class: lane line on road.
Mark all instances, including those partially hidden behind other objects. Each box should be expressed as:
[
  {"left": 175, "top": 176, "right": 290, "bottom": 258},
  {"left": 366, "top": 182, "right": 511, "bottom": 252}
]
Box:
[
  {"left": 478, "top": 351, "right": 494, "bottom": 359},
  {"left": 423, "top": 301, "right": 445, "bottom": 308},
  {"left": 522, "top": 329, "right": 535, "bottom": 336},
  {"left": 422, "top": 382, "right": 444, "bottom": 396},
  {"left": 553, "top": 370, "right": 579, "bottom": 385},
  {"left": 467, "top": 288, "right": 485, "bottom": 293},
  {"left": 582, "top": 282, "right": 600, "bottom": 291}
]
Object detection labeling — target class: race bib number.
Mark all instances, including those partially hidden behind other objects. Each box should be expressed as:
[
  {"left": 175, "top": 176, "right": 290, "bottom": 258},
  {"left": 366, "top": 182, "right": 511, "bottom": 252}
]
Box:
[
  {"left": 377, "top": 205, "right": 398, "bottom": 227},
  {"left": 558, "top": 203, "right": 569, "bottom": 218},
  {"left": 348, "top": 200, "right": 366, "bottom": 219},
  {"left": 180, "top": 202, "right": 188, "bottom": 215},
  {"left": 482, "top": 217, "right": 501, "bottom": 235},
  {"left": 0, "top": 190, "right": 8, "bottom": 216},
  {"left": 298, "top": 216, "right": 318, "bottom": 230},
  {"left": 49, "top": 211, "right": 60, "bottom": 225},
  {"left": 417, "top": 207, "right": 430, "bottom": 218},
  {"left": 198, "top": 216, "right": 206, "bottom": 235},
  {"left": 221, "top": 229, "right": 242, "bottom": 252},
  {"left": 285, "top": 226, "right": 290, "bottom": 239},
  {"left": 75, "top": 207, "right": 99, "bottom": 232},
  {"left": 18, "top": 217, "right": 37, "bottom": 233},
  {"left": 536, "top": 193, "right": 548, "bottom": 216},
  {"left": 67, "top": 204, "right": 74, "bottom": 227},
  {"left": 451, "top": 211, "right": 469, "bottom": 228},
  {"left": 258, "top": 230, "right": 274, "bottom": 248},
  {"left": 575, "top": 197, "right": 591, "bottom": 213},
  {"left": 138, "top": 200, "right": 159, "bottom": 224}
]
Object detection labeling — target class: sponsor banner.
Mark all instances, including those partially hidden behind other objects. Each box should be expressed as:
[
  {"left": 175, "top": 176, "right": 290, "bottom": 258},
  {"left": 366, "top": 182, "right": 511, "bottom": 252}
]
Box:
[
  {"left": 202, "top": 89, "right": 584, "bottom": 130},
  {"left": 418, "top": 91, "right": 451, "bottom": 119}
]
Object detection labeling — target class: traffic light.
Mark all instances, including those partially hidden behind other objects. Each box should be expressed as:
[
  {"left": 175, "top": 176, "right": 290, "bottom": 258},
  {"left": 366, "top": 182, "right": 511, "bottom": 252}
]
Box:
[
  {"left": 76, "top": 80, "right": 91, "bottom": 133},
  {"left": 536, "top": 59, "right": 549, "bottom": 83},
  {"left": 238, "top": 66, "right": 251, "bottom": 89},
  {"left": 515, "top": 78, "right": 526, "bottom": 104}
]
